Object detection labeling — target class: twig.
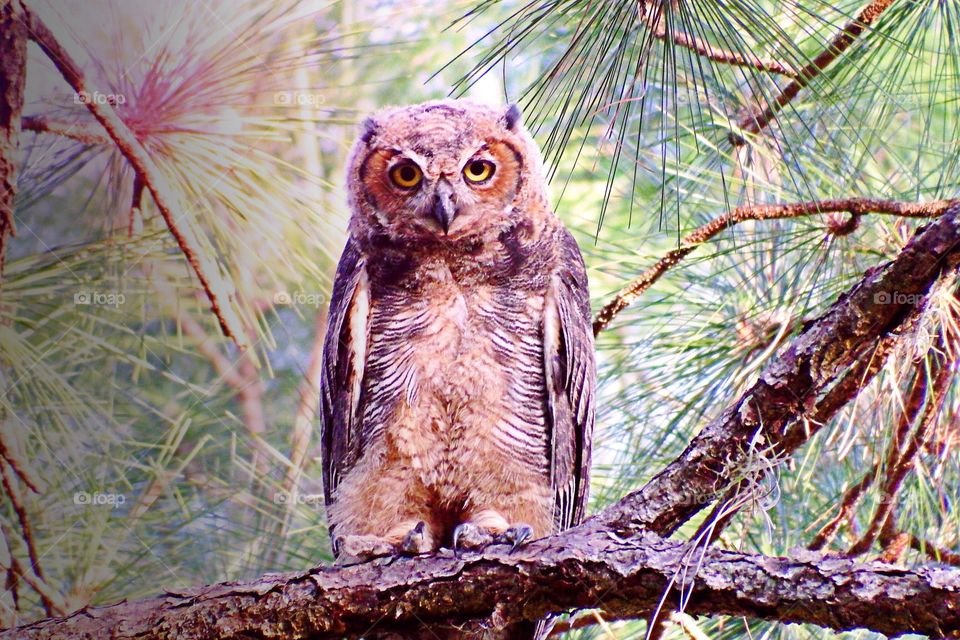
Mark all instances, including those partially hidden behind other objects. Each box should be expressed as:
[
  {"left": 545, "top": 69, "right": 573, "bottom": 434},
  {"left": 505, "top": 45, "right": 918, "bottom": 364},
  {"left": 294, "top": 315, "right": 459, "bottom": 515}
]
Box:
[
  {"left": 847, "top": 348, "right": 955, "bottom": 555},
  {"left": 22, "top": 5, "right": 251, "bottom": 351},
  {"left": 735, "top": 0, "right": 897, "bottom": 142},
  {"left": 0, "top": 429, "right": 40, "bottom": 494},
  {"left": 0, "top": 465, "right": 56, "bottom": 616},
  {"left": 908, "top": 533, "right": 960, "bottom": 566},
  {"left": 20, "top": 115, "right": 109, "bottom": 146},
  {"left": 642, "top": 3, "right": 798, "bottom": 78},
  {"left": 594, "top": 197, "right": 957, "bottom": 335},
  {"left": 128, "top": 172, "right": 144, "bottom": 238}
]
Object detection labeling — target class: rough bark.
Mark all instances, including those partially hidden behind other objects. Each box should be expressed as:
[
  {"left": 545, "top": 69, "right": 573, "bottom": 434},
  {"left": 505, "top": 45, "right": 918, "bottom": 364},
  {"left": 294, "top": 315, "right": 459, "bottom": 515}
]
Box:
[
  {"left": 7, "top": 530, "right": 960, "bottom": 640},
  {"left": 0, "top": 0, "right": 27, "bottom": 274}
]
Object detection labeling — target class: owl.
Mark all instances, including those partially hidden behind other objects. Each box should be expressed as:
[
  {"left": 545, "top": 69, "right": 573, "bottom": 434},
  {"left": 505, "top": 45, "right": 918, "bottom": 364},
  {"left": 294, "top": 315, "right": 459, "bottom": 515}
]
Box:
[{"left": 320, "top": 99, "right": 595, "bottom": 561}]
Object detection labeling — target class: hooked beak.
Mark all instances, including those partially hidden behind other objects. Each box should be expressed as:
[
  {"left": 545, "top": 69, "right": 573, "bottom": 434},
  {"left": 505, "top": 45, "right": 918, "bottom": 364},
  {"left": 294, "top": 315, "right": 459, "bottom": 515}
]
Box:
[{"left": 431, "top": 179, "right": 457, "bottom": 234}]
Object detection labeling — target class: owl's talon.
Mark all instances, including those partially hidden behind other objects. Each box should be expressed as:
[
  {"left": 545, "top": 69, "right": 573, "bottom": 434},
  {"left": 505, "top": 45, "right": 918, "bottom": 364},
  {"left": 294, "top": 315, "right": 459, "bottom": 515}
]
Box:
[
  {"left": 398, "top": 521, "right": 428, "bottom": 555},
  {"left": 452, "top": 522, "right": 496, "bottom": 555},
  {"left": 497, "top": 523, "right": 533, "bottom": 551}
]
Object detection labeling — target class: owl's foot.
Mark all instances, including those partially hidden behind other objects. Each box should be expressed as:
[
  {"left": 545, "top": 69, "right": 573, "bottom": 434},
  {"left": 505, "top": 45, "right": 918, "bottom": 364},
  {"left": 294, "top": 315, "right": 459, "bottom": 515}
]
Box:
[
  {"left": 452, "top": 522, "right": 534, "bottom": 554},
  {"left": 398, "top": 520, "right": 428, "bottom": 555},
  {"left": 335, "top": 520, "right": 431, "bottom": 561}
]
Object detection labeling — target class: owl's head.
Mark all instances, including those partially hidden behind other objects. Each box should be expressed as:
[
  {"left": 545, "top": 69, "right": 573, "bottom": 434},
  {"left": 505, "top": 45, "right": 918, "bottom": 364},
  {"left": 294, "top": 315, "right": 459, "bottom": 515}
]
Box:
[{"left": 346, "top": 100, "right": 548, "bottom": 246}]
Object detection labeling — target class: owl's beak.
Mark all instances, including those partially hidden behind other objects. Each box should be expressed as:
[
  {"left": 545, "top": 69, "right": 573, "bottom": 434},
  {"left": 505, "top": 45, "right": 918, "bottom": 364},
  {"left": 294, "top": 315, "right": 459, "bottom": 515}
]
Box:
[{"left": 431, "top": 179, "right": 457, "bottom": 234}]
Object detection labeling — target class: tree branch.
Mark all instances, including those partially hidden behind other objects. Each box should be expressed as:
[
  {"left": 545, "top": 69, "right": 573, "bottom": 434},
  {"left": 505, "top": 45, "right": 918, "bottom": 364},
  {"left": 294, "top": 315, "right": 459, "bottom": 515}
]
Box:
[
  {"left": 641, "top": 3, "right": 799, "bottom": 78},
  {"left": 20, "top": 114, "right": 109, "bottom": 146},
  {"left": 7, "top": 529, "right": 960, "bottom": 639},
  {"left": 0, "top": 0, "right": 27, "bottom": 276},
  {"left": 734, "top": 0, "right": 897, "bottom": 142},
  {"left": 20, "top": 4, "right": 252, "bottom": 351},
  {"left": 594, "top": 197, "right": 957, "bottom": 335}
]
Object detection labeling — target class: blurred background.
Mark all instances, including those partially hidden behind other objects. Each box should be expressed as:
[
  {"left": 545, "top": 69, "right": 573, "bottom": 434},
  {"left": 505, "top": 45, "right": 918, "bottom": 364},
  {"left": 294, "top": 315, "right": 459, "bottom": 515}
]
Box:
[{"left": 1, "top": 0, "right": 958, "bottom": 638}]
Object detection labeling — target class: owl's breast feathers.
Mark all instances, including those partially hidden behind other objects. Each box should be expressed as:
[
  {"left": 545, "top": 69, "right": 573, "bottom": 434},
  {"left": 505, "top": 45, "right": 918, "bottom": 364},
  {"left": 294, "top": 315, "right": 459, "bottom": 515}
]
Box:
[
  {"left": 320, "top": 216, "right": 595, "bottom": 542},
  {"left": 361, "top": 223, "right": 553, "bottom": 478}
]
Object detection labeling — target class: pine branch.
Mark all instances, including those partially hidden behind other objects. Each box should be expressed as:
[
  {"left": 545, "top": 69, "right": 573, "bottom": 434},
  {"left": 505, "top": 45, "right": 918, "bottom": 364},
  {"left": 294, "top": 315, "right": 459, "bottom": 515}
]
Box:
[
  {"left": 5, "top": 529, "right": 960, "bottom": 639},
  {"left": 734, "top": 0, "right": 897, "bottom": 143},
  {"left": 594, "top": 197, "right": 957, "bottom": 335},
  {"left": 20, "top": 4, "right": 252, "bottom": 351},
  {"left": 642, "top": 3, "right": 799, "bottom": 78},
  {"left": 20, "top": 114, "right": 109, "bottom": 146}
]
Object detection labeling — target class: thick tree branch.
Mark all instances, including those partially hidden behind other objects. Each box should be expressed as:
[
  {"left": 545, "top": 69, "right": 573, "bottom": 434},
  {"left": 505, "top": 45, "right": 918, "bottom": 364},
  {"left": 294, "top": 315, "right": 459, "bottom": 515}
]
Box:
[
  {"left": 7, "top": 529, "right": 960, "bottom": 639},
  {"left": 21, "top": 4, "right": 251, "bottom": 351},
  {"left": 594, "top": 197, "right": 957, "bottom": 335},
  {"left": 0, "top": 0, "right": 27, "bottom": 275}
]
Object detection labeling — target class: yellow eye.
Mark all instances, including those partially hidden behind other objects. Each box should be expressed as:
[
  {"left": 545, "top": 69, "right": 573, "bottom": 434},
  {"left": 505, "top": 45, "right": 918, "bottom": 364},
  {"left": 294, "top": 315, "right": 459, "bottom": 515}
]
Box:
[
  {"left": 463, "top": 159, "right": 495, "bottom": 184},
  {"left": 389, "top": 162, "right": 422, "bottom": 189}
]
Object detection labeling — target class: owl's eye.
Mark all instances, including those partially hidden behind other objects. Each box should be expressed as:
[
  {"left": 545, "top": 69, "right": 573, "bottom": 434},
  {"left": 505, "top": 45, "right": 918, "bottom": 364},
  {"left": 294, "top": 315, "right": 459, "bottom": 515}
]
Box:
[
  {"left": 389, "top": 162, "right": 423, "bottom": 189},
  {"left": 463, "top": 159, "right": 495, "bottom": 184}
]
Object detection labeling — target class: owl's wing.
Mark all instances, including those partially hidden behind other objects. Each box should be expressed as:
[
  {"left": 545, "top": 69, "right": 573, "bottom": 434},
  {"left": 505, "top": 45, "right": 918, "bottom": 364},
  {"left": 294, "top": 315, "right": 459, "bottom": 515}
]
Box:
[
  {"left": 319, "top": 238, "right": 370, "bottom": 514},
  {"left": 544, "top": 227, "right": 596, "bottom": 531}
]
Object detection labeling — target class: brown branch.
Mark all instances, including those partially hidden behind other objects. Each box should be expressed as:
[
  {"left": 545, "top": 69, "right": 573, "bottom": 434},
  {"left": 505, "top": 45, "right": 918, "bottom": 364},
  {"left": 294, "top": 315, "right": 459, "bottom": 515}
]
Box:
[
  {"left": 0, "top": 463, "right": 57, "bottom": 617},
  {"left": 848, "top": 347, "right": 955, "bottom": 556},
  {"left": 594, "top": 197, "right": 957, "bottom": 335},
  {"left": 21, "top": 5, "right": 251, "bottom": 351},
  {"left": 642, "top": 4, "right": 799, "bottom": 78},
  {"left": 6, "top": 528, "right": 960, "bottom": 640},
  {"left": 20, "top": 114, "right": 109, "bottom": 146},
  {"left": 735, "top": 0, "right": 897, "bottom": 141},
  {"left": 909, "top": 534, "right": 960, "bottom": 566},
  {"left": 594, "top": 202, "right": 960, "bottom": 537},
  {"left": 0, "top": 0, "right": 28, "bottom": 276},
  {"left": 0, "top": 427, "right": 40, "bottom": 495},
  {"left": 0, "top": 519, "right": 64, "bottom": 619}
]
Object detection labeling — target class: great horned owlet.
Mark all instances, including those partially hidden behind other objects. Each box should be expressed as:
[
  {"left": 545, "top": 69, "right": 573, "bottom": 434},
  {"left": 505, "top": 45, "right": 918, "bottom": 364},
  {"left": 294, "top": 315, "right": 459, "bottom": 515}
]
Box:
[{"left": 320, "top": 99, "right": 595, "bottom": 560}]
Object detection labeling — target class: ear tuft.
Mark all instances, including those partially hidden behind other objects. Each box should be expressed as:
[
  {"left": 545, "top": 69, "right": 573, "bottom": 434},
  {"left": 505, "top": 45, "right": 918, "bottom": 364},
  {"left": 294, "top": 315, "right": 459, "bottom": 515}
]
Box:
[
  {"left": 359, "top": 116, "right": 378, "bottom": 143},
  {"left": 503, "top": 103, "right": 522, "bottom": 131}
]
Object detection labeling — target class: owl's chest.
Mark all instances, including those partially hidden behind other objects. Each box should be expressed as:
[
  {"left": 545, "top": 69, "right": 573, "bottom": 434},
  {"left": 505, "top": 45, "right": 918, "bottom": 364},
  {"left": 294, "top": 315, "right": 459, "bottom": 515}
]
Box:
[{"left": 371, "top": 277, "right": 542, "bottom": 376}]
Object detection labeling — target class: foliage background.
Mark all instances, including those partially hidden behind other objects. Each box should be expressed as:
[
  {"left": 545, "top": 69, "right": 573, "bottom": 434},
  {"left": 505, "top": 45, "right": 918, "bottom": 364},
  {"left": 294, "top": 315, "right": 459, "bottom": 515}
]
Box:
[{"left": 1, "top": 0, "right": 958, "bottom": 638}]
